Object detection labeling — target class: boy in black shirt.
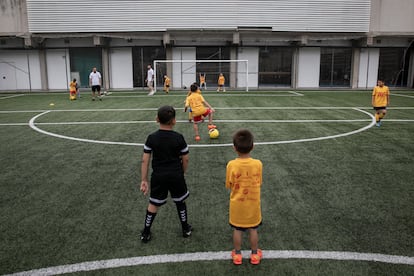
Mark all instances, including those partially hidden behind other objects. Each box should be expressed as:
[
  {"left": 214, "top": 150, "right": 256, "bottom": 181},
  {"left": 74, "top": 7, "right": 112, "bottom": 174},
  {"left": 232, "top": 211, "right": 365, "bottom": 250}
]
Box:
[{"left": 140, "top": 105, "right": 192, "bottom": 242}]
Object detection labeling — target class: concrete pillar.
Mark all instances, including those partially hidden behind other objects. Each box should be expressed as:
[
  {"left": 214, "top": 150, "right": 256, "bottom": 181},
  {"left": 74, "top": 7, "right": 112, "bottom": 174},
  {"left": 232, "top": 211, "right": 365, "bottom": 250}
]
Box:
[
  {"left": 165, "top": 46, "right": 173, "bottom": 83},
  {"left": 102, "top": 47, "right": 110, "bottom": 90},
  {"left": 291, "top": 47, "right": 299, "bottom": 89},
  {"left": 351, "top": 48, "right": 360, "bottom": 89},
  {"left": 39, "top": 49, "right": 48, "bottom": 90},
  {"left": 230, "top": 47, "right": 237, "bottom": 88}
]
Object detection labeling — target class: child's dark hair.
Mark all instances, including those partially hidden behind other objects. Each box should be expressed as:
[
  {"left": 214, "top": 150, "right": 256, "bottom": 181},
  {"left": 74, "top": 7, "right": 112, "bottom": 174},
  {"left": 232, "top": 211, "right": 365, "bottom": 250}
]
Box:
[
  {"left": 73, "top": 78, "right": 76, "bottom": 82},
  {"left": 190, "top": 83, "right": 199, "bottom": 92},
  {"left": 233, "top": 129, "right": 254, "bottom": 154},
  {"left": 157, "top": 105, "right": 176, "bottom": 125}
]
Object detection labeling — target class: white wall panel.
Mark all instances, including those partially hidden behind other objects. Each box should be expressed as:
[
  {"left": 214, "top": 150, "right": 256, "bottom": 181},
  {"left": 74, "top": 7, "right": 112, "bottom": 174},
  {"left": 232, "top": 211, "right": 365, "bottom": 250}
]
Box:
[
  {"left": 27, "top": 0, "right": 370, "bottom": 33},
  {"left": 46, "top": 49, "right": 70, "bottom": 90},
  {"left": 109, "top": 48, "right": 133, "bottom": 89},
  {"left": 358, "top": 48, "right": 379, "bottom": 89},
  {"left": 297, "top": 47, "right": 320, "bottom": 88},
  {"left": 0, "top": 51, "right": 41, "bottom": 91},
  {"left": 237, "top": 47, "right": 258, "bottom": 89},
  {"left": 171, "top": 48, "right": 196, "bottom": 88}
]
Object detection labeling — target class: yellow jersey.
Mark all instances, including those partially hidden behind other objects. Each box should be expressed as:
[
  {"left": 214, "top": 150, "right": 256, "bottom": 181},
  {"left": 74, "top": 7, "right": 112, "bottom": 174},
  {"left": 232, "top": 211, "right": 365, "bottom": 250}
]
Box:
[
  {"left": 218, "top": 75, "right": 225, "bottom": 85},
  {"left": 164, "top": 77, "right": 170, "bottom": 86},
  {"left": 69, "top": 81, "right": 77, "bottom": 92},
  {"left": 200, "top": 75, "right": 206, "bottom": 84},
  {"left": 226, "top": 157, "right": 262, "bottom": 228},
  {"left": 186, "top": 92, "right": 206, "bottom": 116},
  {"left": 372, "top": 85, "right": 390, "bottom": 107}
]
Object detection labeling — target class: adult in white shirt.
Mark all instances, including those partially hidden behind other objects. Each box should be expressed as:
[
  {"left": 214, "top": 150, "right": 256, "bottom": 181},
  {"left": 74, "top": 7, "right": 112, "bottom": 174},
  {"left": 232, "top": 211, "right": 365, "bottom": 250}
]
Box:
[
  {"left": 146, "top": 64, "right": 155, "bottom": 96},
  {"left": 89, "top": 67, "right": 102, "bottom": 101}
]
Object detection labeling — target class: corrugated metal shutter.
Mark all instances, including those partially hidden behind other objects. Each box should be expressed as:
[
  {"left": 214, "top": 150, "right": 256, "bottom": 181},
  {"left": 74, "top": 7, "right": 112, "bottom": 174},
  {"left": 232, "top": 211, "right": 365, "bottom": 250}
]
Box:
[{"left": 26, "top": 0, "right": 370, "bottom": 33}]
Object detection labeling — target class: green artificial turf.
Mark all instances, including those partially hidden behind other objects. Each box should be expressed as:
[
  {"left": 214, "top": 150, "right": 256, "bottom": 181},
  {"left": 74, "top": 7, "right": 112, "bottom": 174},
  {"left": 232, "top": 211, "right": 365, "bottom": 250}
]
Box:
[{"left": 0, "top": 90, "right": 413, "bottom": 275}]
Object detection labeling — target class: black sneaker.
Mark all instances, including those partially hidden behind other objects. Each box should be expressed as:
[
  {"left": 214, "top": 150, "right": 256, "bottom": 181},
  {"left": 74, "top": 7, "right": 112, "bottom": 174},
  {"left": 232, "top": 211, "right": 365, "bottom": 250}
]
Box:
[
  {"left": 140, "top": 231, "right": 151, "bottom": 243},
  {"left": 182, "top": 224, "right": 193, "bottom": 238}
]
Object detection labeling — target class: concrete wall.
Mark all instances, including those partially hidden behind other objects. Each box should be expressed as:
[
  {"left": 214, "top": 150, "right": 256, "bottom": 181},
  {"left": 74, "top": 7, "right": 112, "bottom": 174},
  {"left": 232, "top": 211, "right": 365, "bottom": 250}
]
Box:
[
  {"left": 0, "top": 0, "right": 28, "bottom": 34},
  {"left": 370, "top": 0, "right": 414, "bottom": 34}
]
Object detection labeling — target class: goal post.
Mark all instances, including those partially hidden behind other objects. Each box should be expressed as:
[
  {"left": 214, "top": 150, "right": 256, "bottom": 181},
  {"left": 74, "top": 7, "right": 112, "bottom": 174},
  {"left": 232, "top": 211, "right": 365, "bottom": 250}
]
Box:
[{"left": 153, "top": 60, "right": 249, "bottom": 92}]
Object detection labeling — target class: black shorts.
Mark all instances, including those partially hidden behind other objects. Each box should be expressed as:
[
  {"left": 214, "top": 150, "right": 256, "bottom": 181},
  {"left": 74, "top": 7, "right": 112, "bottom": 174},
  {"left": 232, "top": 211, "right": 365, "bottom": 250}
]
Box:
[
  {"left": 91, "top": 85, "right": 101, "bottom": 92},
  {"left": 149, "top": 173, "right": 189, "bottom": 206},
  {"left": 230, "top": 221, "right": 262, "bottom": 232},
  {"left": 373, "top": 106, "right": 386, "bottom": 111}
]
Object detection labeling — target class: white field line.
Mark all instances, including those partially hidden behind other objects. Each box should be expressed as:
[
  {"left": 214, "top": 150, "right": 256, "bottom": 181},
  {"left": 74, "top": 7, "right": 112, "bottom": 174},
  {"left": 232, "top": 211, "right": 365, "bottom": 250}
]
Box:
[
  {"left": 106, "top": 94, "right": 303, "bottom": 98},
  {"left": 0, "top": 94, "right": 25, "bottom": 100},
  {"left": 2, "top": 106, "right": 414, "bottom": 114},
  {"left": 4, "top": 250, "right": 414, "bottom": 276},
  {"left": 5, "top": 118, "right": 414, "bottom": 127},
  {"left": 27, "top": 108, "right": 376, "bottom": 148},
  {"left": 287, "top": 90, "right": 304, "bottom": 96},
  {"left": 391, "top": 93, "right": 414, "bottom": 99}
]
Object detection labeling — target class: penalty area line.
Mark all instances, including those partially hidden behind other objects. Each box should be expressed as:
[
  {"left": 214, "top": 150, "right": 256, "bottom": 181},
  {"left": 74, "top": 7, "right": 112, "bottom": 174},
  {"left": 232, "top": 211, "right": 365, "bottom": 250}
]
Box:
[{"left": 5, "top": 250, "right": 414, "bottom": 275}]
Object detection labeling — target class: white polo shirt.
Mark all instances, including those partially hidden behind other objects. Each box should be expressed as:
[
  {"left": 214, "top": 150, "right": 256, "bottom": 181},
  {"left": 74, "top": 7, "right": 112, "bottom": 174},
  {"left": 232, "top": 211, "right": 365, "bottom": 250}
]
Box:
[{"left": 89, "top": 71, "right": 101, "bottom": 86}]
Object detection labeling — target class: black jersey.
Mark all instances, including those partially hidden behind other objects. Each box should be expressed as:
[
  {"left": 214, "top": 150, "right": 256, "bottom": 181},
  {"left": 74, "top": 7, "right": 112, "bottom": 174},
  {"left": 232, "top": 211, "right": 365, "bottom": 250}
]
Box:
[{"left": 143, "top": 129, "right": 189, "bottom": 174}]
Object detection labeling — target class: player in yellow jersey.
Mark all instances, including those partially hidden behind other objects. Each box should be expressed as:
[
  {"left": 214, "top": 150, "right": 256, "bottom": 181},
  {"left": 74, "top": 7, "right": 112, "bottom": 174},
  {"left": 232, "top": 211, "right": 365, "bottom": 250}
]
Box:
[
  {"left": 184, "top": 83, "right": 201, "bottom": 122},
  {"left": 217, "top": 73, "right": 226, "bottom": 92},
  {"left": 199, "top": 73, "right": 207, "bottom": 90},
  {"left": 372, "top": 79, "right": 390, "bottom": 127},
  {"left": 69, "top": 78, "right": 78, "bottom": 100},
  {"left": 163, "top": 75, "right": 170, "bottom": 94},
  {"left": 185, "top": 83, "right": 216, "bottom": 141},
  {"left": 226, "top": 129, "right": 263, "bottom": 265}
]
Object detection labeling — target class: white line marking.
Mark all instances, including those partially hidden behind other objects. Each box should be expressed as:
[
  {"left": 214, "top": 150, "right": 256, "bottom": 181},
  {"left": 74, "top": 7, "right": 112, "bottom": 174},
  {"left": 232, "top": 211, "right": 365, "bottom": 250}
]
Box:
[
  {"left": 2, "top": 106, "right": 414, "bottom": 114},
  {"left": 5, "top": 118, "right": 414, "bottom": 127},
  {"left": 391, "top": 93, "right": 414, "bottom": 99},
  {"left": 0, "top": 94, "right": 25, "bottom": 100},
  {"left": 0, "top": 123, "right": 28, "bottom": 126},
  {"left": 28, "top": 111, "right": 140, "bottom": 146},
  {"left": 107, "top": 93, "right": 302, "bottom": 98},
  {"left": 28, "top": 108, "right": 376, "bottom": 148},
  {"left": 4, "top": 250, "right": 414, "bottom": 275},
  {"left": 288, "top": 90, "right": 304, "bottom": 96}
]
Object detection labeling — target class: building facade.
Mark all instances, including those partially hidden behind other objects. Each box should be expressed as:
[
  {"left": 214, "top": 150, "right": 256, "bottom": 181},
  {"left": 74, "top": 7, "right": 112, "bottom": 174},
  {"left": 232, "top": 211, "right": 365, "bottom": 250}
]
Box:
[{"left": 0, "top": 0, "right": 413, "bottom": 91}]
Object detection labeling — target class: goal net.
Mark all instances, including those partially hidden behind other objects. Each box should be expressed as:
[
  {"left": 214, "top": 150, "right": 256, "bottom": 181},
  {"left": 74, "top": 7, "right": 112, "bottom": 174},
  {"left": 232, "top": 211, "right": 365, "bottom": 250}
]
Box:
[{"left": 153, "top": 60, "right": 249, "bottom": 92}]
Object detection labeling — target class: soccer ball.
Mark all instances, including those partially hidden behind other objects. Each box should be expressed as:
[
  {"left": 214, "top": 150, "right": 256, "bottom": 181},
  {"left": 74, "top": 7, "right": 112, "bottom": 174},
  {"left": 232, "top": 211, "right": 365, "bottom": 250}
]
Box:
[{"left": 209, "top": 128, "right": 219, "bottom": 139}]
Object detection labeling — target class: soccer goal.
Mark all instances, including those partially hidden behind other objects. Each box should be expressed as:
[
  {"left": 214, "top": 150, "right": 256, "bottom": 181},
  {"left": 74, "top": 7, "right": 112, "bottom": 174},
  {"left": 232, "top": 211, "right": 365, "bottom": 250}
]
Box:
[{"left": 153, "top": 59, "right": 249, "bottom": 92}]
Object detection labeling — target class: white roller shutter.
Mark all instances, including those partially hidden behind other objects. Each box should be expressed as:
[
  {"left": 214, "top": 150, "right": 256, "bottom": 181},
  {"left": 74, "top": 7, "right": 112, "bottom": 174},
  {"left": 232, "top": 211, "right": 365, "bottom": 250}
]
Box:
[{"left": 27, "top": 0, "right": 370, "bottom": 33}]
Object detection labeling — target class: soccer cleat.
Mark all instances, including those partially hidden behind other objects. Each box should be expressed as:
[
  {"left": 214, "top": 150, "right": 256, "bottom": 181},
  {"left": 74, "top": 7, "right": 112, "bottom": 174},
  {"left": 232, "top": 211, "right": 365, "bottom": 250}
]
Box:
[
  {"left": 250, "top": 249, "right": 263, "bottom": 265},
  {"left": 195, "top": 135, "right": 201, "bottom": 141},
  {"left": 207, "top": 124, "right": 216, "bottom": 130},
  {"left": 148, "top": 91, "right": 155, "bottom": 96},
  {"left": 231, "top": 250, "right": 242, "bottom": 265},
  {"left": 182, "top": 224, "right": 193, "bottom": 238},
  {"left": 140, "top": 231, "right": 152, "bottom": 243}
]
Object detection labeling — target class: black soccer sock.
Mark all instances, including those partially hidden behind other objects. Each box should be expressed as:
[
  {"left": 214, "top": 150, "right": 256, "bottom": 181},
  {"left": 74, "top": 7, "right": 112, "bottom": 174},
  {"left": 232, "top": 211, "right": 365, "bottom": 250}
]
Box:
[
  {"left": 143, "top": 210, "right": 157, "bottom": 233},
  {"left": 175, "top": 202, "right": 188, "bottom": 228}
]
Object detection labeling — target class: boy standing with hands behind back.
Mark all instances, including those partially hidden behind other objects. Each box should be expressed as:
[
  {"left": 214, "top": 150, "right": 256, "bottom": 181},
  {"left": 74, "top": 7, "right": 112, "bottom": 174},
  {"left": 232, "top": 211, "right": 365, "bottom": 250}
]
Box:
[{"left": 226, "top": 129, "right": 263, "bottom": 265}]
